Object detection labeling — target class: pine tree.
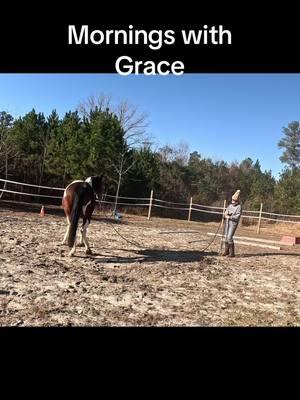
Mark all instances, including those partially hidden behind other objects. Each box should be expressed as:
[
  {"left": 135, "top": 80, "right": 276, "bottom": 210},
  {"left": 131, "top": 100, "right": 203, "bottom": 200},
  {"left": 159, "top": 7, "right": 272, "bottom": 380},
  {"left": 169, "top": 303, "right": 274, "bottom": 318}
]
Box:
[{"left": 278, "top": 121, "right": 300, "bottom": 172}]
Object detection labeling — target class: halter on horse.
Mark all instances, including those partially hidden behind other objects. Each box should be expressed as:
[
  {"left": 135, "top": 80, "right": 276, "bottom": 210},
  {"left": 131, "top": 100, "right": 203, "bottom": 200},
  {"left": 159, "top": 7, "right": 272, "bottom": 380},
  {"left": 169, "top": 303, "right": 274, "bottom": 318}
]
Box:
[{"left": 61, "top": 175, "right": 104, "bottom": 256}]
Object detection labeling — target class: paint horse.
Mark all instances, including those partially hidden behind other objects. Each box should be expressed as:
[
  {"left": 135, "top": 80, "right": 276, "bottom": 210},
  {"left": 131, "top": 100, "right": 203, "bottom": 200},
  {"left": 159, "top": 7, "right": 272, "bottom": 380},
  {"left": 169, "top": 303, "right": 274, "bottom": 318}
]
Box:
[{"left": 62, "top": 175, "right": 104, "bottom": 256}]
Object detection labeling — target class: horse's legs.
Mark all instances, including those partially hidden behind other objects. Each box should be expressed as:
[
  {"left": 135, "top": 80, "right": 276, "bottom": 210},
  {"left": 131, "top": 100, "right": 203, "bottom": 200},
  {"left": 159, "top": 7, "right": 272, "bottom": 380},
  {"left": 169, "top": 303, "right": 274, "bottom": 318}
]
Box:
[
  {"left": 81, "top": 218, "right": 92, "bottom": 254},
  {"left": 62, "top": 216, "right": 71, "bottom": 245},
  {"left": 67, "top": 214, "right": 77, "bottom": 256},
  {"left": 79, "top": 230, "right": 84, "bottom": 246},
  {"left": 63, "top": 212, "right": 77, "bottom": 256},
  {"left": 79, "top": 223, "right": 84, "bottom": 247},
  {"left": 69, "top": 244, "right": 76, "bottom": 257}
]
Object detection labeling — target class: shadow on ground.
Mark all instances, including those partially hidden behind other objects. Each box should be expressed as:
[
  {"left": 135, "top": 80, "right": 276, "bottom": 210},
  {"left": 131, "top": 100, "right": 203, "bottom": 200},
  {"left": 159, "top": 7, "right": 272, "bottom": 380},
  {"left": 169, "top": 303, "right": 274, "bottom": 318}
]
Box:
[
  {"left": 238, "top": 252, "right": 300, "bottom": 258},
  {"left": 73, "top": 248, "right": 218, "bottom": 264}
]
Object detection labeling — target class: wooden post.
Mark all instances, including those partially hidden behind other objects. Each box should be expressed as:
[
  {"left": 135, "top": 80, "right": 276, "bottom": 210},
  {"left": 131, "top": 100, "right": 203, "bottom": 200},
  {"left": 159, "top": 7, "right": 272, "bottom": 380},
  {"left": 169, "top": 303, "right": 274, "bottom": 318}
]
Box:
[
  {"left": 257, "top": 203, "right": 263, "bottom": 234},
  {"left": 147, "top": 190, "right": 153, "bottom": 220},
  {"left": 221, "top": 199, "right": 226, "bottom": 227},
  {"left": 188, "top": 197, "right": 193, "bottom": 222}
]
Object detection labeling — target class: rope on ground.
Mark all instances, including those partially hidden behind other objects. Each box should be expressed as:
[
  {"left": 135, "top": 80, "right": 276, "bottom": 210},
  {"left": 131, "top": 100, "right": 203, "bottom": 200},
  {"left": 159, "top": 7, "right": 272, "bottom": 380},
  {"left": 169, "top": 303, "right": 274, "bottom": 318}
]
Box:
[
  {"left": 100, "top": 203, "right": 224, "bottom": 253},
  {"left": 188, "top": 218, "right": 224, "bottom": 252},
  {"left": 98, "top": 206, "right": 146, "bottom": 249},
  {"left": 106, "top": 220, "right": 146, "bottom": 249}
]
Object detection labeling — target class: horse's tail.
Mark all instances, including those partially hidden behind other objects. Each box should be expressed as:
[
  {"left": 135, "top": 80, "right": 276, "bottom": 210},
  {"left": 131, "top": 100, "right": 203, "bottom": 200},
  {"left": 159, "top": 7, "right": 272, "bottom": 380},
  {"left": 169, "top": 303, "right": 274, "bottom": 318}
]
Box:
[{"left": 68, "top": 186, "right": 84, "bottom": 248}]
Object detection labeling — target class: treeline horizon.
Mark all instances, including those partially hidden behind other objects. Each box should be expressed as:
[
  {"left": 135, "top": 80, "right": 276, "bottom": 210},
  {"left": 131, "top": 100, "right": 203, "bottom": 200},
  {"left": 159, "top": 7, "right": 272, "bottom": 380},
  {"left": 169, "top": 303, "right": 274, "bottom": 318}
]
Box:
[{"left": 0, "top": 103, "right": 300, "bottom": 215}]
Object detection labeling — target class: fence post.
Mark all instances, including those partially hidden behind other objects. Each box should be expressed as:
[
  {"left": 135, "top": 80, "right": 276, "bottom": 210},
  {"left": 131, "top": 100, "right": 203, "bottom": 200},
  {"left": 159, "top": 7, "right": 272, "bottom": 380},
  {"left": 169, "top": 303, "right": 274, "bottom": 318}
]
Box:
[
  {"left": 221, "top": 199, "right": 226, "bottom": 227},
  {"left": 188, "top": 197, "right": 193, "bottom": 222},
  {"left": 147, "top": 190, "right": 153, "bottom": 220},
  {"left": 257, "top": 202, "right": 263, "bottom": 234}
]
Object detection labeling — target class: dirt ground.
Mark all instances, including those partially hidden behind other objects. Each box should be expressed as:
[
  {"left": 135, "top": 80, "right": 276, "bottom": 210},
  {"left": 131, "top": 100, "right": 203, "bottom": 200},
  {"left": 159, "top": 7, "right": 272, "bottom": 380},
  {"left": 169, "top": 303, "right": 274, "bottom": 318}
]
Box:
[{"left": 0, "top": 207, "right": 299, "bottom": 326}]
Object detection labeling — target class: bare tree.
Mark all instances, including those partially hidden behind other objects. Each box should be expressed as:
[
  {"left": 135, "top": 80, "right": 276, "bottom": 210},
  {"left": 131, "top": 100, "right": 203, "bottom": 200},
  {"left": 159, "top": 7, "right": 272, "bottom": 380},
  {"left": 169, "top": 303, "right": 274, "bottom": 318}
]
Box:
[
  {"left": 174, "top": 141, "right": 190, "bottom": 166},
  {"left": 159, "top": 141, "right": 190, "bottom": 165},
  {"left": 111, "top": 100, "right": 150, "bottom": 215},
  {"left": 78, "top": 94, "right": 112, "bottom": 119},
  {"left": 78, "top": 95, "right": 148, "bottom": 142},
  {"left": 78, "top": 94, "right": 151, "bottom": 216},
  {"left": 116, "top": 100, "right": 148, "bottom": 143}
]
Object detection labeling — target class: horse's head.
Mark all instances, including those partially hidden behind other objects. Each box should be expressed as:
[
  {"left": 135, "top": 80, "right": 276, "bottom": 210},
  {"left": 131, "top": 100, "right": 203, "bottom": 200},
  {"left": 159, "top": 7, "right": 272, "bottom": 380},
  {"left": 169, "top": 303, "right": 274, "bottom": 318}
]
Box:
[{"left": 87, "top": 175, "right": 104, "bottom": 197}]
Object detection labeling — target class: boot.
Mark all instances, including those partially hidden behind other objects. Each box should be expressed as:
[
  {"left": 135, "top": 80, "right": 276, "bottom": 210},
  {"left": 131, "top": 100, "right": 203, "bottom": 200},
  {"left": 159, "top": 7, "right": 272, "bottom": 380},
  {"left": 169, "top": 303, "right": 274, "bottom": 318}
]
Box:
[
  {"left": 221, "top": 242, "right": 230, "bottom": 256},
  {"left": 228, "top": 243, "right": 235, "bottom": 257}
]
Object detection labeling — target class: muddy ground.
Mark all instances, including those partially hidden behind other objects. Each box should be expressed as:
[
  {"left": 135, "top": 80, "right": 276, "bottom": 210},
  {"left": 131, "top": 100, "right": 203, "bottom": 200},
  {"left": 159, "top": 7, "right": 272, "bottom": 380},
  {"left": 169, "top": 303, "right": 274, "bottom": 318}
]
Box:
[{"left": 0, "top": 208, "right": 299, "bottom": 326}]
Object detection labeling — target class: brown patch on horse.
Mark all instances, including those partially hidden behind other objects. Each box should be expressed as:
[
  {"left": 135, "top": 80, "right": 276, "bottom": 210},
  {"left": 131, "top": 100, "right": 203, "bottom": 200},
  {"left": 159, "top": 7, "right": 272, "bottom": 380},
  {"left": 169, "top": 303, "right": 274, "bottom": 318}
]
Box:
[{"left": 61, "top": 176, "right": 104, "bottom": 256}]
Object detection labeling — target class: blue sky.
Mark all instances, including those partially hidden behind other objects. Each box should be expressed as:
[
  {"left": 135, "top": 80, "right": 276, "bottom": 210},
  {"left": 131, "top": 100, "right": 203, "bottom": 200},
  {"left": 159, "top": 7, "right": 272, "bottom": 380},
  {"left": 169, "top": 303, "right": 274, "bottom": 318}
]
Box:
[{"left": 0, "top": 73, "right": 299, "bottom": 179}]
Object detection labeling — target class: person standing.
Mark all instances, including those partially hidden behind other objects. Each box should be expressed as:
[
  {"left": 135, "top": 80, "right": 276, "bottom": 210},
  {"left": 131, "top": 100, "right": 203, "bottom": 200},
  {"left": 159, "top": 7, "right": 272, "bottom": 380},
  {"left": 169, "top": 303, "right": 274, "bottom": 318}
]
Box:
[{"left": 221, "top": 190, "right": 242, "bottom": 257}]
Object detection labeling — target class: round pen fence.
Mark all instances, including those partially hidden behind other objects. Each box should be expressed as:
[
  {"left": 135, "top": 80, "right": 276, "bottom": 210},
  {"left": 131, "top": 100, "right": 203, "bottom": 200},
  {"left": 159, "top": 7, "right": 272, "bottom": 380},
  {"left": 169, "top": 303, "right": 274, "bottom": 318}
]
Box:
[
  {"left": 1, "top": 178, "right": 300, "bottom": 231},
  {"left": 0, "top": 178, "right": 64, "bottom": 213}
]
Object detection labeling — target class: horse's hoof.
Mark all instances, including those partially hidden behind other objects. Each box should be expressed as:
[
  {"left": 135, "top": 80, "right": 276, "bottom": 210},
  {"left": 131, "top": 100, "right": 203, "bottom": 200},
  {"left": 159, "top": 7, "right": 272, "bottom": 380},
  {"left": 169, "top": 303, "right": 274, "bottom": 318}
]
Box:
[{"left": 85, "top": 248, "right": 92, "bottom": 255}]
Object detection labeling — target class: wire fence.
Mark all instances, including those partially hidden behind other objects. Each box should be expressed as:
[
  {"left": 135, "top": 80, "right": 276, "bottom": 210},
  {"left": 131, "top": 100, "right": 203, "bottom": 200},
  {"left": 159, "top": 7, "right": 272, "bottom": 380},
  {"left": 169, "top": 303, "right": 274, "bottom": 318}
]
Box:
[{"left": 1, "top": 178, "right": 300, "bottom": 230}]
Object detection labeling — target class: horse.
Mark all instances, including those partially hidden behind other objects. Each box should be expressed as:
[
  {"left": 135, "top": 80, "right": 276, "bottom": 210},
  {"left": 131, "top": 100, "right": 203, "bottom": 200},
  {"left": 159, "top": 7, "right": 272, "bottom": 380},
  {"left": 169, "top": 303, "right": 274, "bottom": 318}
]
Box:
[{"left": 61, "top": 175, "right": 104, "bottom": 256}]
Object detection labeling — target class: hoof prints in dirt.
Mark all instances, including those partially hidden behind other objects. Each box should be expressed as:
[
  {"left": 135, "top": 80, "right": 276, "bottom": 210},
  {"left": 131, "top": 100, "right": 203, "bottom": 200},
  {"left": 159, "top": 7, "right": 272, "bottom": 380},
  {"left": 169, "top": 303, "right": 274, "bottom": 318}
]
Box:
[{"left": 0, "top": 210, "right": 299, "bottom": 326}]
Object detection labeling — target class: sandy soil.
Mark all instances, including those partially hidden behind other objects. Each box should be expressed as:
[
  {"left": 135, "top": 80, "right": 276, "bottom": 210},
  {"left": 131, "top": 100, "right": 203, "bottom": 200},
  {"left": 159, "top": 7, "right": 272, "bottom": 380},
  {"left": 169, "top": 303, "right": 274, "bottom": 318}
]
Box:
[{"left": 0, "top": 208, "right": 299, "bottom": 326}]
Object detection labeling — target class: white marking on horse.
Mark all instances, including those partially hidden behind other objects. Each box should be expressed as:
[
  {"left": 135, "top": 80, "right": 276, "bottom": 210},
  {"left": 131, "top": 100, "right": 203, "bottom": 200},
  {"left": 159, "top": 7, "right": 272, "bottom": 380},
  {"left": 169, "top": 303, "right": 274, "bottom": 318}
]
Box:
[
  {"left": 64, "top": 180, "right": 85, "bottom": 198},
  {"left": 81, "top": 220, "right": 91, "bottom": 252},
  {"left": 82, "top": 200, "right": 91, "bottom": 216},
  {"left": 85, "top": 177, "right": 92, "bottom": 187},
  {"left": 62, "top": 216, "right": 71, "bottom": 244},
  {"left": 65, "top": 180, "right": 84, "bottom": 190}
]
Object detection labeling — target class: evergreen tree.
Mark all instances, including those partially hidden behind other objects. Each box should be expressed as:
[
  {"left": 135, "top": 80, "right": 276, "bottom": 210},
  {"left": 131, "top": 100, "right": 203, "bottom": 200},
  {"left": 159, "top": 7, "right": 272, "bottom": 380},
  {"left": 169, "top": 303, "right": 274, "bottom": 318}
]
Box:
[
  {"left": 0, "top": 111, "right": 15, "bottom": 191},
  {"left": 11, "top": 109, "right": 47, "bottom": 183},
  {"left": 274, "top": 169, "right": 300, "bottom": 214},
  {"left": 278, "top": 121, "right": 300, "bottom": 172},
  {"left": 124, "top": 146, "right": 161, "bottom": 198}
]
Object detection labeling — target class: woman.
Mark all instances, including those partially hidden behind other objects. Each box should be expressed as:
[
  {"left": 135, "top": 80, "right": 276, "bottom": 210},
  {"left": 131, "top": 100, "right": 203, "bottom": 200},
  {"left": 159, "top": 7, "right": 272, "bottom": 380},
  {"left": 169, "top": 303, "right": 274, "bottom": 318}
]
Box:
[{"left": 222, "top": 189, "right": 242, "bottom": 257}]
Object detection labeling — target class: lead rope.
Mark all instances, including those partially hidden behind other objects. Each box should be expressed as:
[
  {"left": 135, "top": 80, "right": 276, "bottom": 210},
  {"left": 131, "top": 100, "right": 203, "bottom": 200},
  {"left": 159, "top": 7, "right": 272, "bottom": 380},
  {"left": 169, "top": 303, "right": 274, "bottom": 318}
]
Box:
[
  {"left": 97, "top": 200, "right": 146, "bottom": 249},
  {"left": 98, "top": 200, "right": 225, "bottom": 253},
  {"left": 106, "top": 218, "right": 146, "bottom": 249},
  {"left": 188, "top": 216, "right": 224, "bottom": 252}
]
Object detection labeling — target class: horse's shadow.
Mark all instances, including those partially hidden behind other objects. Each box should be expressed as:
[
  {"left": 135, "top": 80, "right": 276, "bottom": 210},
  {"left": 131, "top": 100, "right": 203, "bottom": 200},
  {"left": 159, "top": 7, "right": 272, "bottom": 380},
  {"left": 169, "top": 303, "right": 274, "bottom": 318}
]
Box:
[{"left": 74, "top": 248, "right": 218, "bottom": 264}]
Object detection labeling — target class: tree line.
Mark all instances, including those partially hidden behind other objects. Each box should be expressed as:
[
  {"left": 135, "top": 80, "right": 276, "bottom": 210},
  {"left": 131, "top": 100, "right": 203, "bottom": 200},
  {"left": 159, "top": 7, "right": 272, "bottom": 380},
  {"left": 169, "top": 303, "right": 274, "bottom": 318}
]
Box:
[{"left": 1, "top": 98, "right": 300, "bottom": 215}]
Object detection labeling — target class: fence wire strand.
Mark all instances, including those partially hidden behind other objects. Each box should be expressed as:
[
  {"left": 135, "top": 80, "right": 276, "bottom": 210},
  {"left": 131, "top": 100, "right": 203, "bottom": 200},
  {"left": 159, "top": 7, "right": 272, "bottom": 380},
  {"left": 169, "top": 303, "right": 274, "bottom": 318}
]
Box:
[{"left": 1, "top": 177, "right": 300, "bottom": 225}]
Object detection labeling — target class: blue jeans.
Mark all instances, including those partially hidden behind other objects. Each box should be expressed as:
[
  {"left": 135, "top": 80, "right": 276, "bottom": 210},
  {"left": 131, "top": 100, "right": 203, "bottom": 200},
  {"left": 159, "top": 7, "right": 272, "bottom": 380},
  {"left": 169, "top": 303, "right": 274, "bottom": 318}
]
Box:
[{"left": 224, "top": 220, "right": 238, "bottom": 244}]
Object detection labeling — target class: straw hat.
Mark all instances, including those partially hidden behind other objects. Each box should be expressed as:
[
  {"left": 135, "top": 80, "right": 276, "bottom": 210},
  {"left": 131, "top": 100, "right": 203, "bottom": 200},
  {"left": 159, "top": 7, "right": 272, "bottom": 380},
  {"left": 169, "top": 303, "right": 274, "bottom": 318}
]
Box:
[{"left": 232, "top": 189, "right": 240, "bottom": 201}]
